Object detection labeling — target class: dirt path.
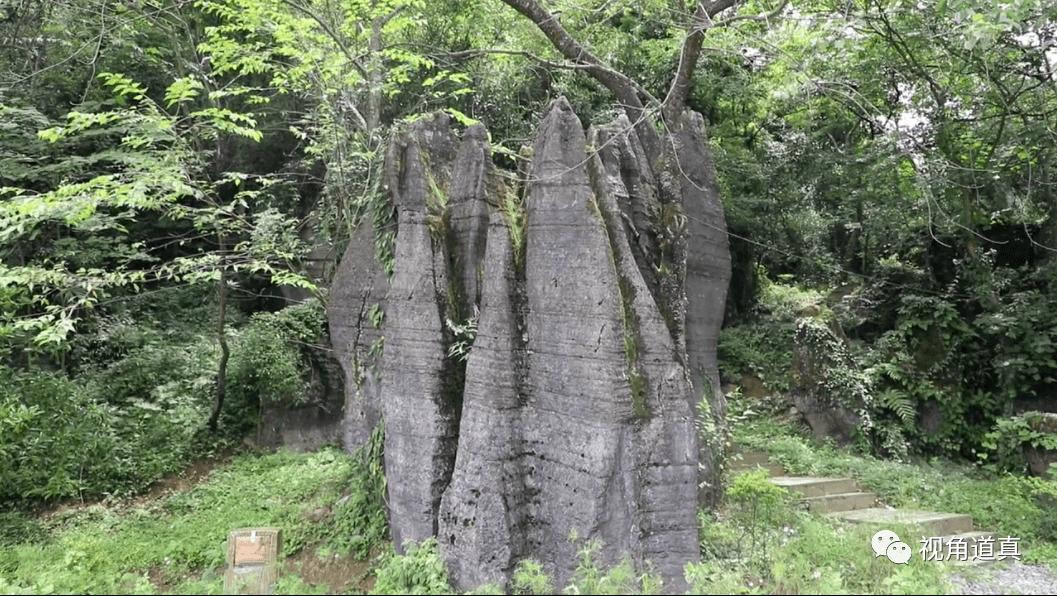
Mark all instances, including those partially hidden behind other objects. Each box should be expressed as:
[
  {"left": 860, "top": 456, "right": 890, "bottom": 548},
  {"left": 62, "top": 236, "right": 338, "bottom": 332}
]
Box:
[
  {"left": 29, "top": 449, "right": 237, "bottom": 521},
  {"left": 950, "top": 562, "right": 1057, "bottom": 595}
]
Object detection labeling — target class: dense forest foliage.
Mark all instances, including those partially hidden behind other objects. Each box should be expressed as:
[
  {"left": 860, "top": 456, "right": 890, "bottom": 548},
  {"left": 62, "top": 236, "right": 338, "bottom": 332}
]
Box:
[{"left": 2, "top": 0, "right": 1056, "bottom": 508}]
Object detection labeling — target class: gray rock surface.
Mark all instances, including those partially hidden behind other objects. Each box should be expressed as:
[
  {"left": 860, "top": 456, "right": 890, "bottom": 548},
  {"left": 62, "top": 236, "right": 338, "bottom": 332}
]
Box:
[
  {"left": 520, "top": 97, "right": 643, "bottom": 584},
  {"left": 520, "top": 98, "right": 697, "bottom": 591},
  {"left": 438, "top": 99, "right": 699, "bottom": 593},
  {"left": 676, "top": 112, "right": 731, "bottom": 413},
  {"left": 789, "top": 322, "right": 864, "bottom": 445},
  {"left": 328, "top": 213, "right": 388, "bottom": 450},
  {"left": 379, "top": 113, "right": 461, "bottom": 550},
  {"left": 588, "top": 120, "right": 700, "bottom": 591},
  {"left": 448, "top": 123, "right": 494, "bottom": 311},
  {"left": 330, "top": 99, "right": 732, "bottom": 592},
  {"left": 673, "top": 112, "right": 732, "bottom": 507},
  {"left": 438, "top": 211, "right": 528, "bottom": 589}
]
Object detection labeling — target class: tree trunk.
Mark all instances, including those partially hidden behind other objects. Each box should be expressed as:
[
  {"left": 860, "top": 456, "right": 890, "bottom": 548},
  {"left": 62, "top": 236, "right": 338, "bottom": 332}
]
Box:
[{"left": 208, "top": 245, "right": 229, "bottom": 434}]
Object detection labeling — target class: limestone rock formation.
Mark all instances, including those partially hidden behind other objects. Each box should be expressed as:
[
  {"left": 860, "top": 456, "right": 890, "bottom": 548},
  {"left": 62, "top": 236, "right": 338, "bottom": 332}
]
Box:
[
  {"left": 790, "top": 321, "right": 865, "bottom": 445},
  {"left": 675, "top": 112, "right": 732, "bottom": 506},
  {"left": 256, "top": 337, "right": 346, "bottom": 452},
  {"left": 328, "top": 206, "right": 389, "bottom": 450},
  {"left": 328, "top": 99, "right": 732, "bottom": 592},
  {"left": 378, "top": 113, "right": 460, "bottom": 548}
]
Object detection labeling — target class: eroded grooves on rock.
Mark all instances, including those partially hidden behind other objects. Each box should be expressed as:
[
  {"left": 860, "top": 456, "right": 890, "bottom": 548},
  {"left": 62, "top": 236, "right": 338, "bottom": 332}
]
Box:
[
  {"left": 600, "top": 116, "right": 664, "bottom": 305},
  {"left": 448, "top": 123, "right": 493, "bottom": 310},
  {"left": 512, "top": 97, "right": 692, "bottom": 590},
  {"left": 328, "top": 213, "right": 389, "bottom": 450},
  {"left": 587, "top": 123, "right": 699, "bottom": 590},
  {"left": 677, "top": 113, "right": 731, "bottom": 404},
  {"left": 673, "top": 112, "right": 732, "bottom": 508},
  {"left": 522, "top": 98, "right": 629, "bottom": 580},
  {"left": 380, "top": 113, "right": 461, "bottom": 549},
  {"left": 438, "top": 211, "right": 528, "bottom": 589},
  {"left": 330, "top": 99, "right": 727, "bottom": 593}
]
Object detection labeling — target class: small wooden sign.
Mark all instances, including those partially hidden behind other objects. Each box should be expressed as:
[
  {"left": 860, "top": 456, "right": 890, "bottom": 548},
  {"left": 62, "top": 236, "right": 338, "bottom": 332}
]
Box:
[{"left": 224, "top": 528, "right": 281, "bottom": 595}]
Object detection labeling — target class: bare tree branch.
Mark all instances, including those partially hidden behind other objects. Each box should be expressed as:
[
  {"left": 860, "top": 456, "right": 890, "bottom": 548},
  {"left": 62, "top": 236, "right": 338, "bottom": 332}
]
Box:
[
  {"left": 663, "top": 0, "right": 745, "bottom": 126},
  {"left": 714, "top": 0, "right": 789, "bottom": 27},
  {"left": 497, "top": 0, "right": 661, "bottom": 158}
]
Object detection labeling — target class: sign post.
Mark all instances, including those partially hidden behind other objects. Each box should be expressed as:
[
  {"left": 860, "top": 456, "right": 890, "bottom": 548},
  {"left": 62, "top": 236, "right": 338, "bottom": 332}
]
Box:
[{"left": 224, "top": 528, "right": 281, "bottom": 594}]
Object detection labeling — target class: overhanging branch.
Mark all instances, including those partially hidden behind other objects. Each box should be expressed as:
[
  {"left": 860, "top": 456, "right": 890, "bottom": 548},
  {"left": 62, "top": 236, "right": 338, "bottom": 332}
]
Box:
[{"left": 497, "top": 0, "right": 661, "bottom": 157}]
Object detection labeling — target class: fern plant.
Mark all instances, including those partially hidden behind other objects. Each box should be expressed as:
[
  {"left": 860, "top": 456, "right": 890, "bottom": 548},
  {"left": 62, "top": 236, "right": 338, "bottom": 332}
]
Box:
[{"left": 876, "top": 388, "right": 914, "bottom": 426}]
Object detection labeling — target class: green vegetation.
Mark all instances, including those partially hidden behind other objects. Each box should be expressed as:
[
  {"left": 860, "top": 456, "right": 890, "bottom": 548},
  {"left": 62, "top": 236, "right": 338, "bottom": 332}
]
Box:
[
  {"left": 372, "top": 539, "right": 451, "bottom": 595},
  {"left": 0, "top": 398, "right": 1054, "bottom": 594},
  {"left": 0, "top": 289, "right": 330, "bottom": 508},
  {"left": 4, "top": 0, "right": 1057, "bottom": 593},
  {"left": 720, "top": 263, "right": 1057, "bottom": 464},
  {"left": 683, "top": 390, "right": 1057, "bottom": 594},
  {"left": 510, "top": 559, "right": 553, "bottom": 595},
  {"left": 0, "top": 445, "right": 388, "bottom": 595},
  {"left": 729, "top": 391, "right": 1057, "bottom": 567},
  {"left": 717, "top": 274, "right": 822, "bottom": 393},
  {"left": 980, "top": 412, "right": 1057, "bottom": 476}
]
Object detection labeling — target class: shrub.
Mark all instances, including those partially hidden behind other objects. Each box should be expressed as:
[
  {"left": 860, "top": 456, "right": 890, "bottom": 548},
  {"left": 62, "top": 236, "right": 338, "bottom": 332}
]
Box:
[
  {"left": 226, "top": 300, "right": 327, "bottom": 415},
  {"left": 979, "top": 411, "right": 1057, "bottom": 475},
  {"left": 560, "top": 533, "right": 663, "bottom": 595},
  {"left": 511, "top": 558, "right": 553, "bottom": 595},
  {"left": 370, "top": 538, "right": 451, "bottom": 595},
  {"left": 326, "top": 421, "right": 388, "bottom": 559},
  {"left": 0, "top": 368, "right": 123, "bottom": 503}
]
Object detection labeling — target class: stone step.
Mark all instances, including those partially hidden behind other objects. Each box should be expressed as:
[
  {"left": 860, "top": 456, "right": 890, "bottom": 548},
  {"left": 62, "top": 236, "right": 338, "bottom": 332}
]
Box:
[
  {"left": 729, "top": 454, "right": 997, "bottom": 561},
  {"left": 729, "top": 451, "right": 773, "bottom": 466},
  {"left": 803, "top": 491, "right": 878, "bottom": 514},
  {"left": 769, "top": 476, "right": 858, "bottom": 499},
  {"left": 730, "top": 462, "right": 787, "bottom": 477},
  {"left": 831, "top": 508, "right": 975, "bottom": 536}
]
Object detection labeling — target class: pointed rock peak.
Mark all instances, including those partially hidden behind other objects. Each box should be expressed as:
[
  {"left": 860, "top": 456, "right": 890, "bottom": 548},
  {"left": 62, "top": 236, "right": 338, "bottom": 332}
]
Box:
[
  {"left": 538, "top": 97, "right": 582, "bottom": 138},
  {"left": 542, "top": 95, "right": 575, "bottom": 120},
  {"left": 452, "top": 122, "right": 492, "bottom": 172},
  {"left": 464, "top": 122, "right": 489, "bottom": 143},
  {"left": 680, "top": 110, "right": 706, "bottom": 132},
  {"left": 386, "top": 112, "right": 458, "bottom": 212},
  {"left": 409, "top": 111, "right": 453, "bottom": 141},
  {"left": 532, "top": 97, "right": 588, "bottom": 184},
  {"left": 406, "top": 111, "right": 457, "bottom": 178}
]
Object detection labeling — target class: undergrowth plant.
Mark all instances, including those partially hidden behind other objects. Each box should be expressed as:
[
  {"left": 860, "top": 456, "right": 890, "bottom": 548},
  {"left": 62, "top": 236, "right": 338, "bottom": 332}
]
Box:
[
  {"left": 510, "top": 558, "right": 553, "bottom": 595},
  {"left": 446, "top": 306, "right": 479, "bottom": 363},
  {"left": 227, "top": 299, "right": 328, "bottom": 412},
  {"left": 794, "top": 319, "right": 878, "bottom": 454},
  {"left": 862, "top": 295, "right": 982, "bottom": 459},
  {"left": 725, "top": 469, "right": 796, "bottom": 562},
  {"left": 0, "top": 447, "right": 361, "bottom": 594},
  {"left": 0, "top": 282, "right": 253, "bottom": 507},
  {"left": 0, "top": 362, "right": 216, "bottom": 505},
  {"left": 329, "top": 420, "right": 389, "bottom": 559},
  {"left": 694, "top": 429, "right": 958, "bottom": 594},
  {"left": 562, "top": 535, "right": 663, "bottom": 595},
  {"left": 370, "top": 538, "right": 451, "bottom": 595},
  {"left": 979, "top": 411, "right": 1057, "bottom": 475}
]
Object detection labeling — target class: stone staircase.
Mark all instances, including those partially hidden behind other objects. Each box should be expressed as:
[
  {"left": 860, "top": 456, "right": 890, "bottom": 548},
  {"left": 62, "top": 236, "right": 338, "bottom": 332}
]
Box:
[{"left": 729, "top": 451, "right": 998, "bottom": 566}]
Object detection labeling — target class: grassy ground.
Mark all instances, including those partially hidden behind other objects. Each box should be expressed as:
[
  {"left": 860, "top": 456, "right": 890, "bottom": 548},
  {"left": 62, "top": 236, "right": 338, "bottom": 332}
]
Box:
[
  {"left": 701, "top": 389, "right": 1057, "bottom": 595},
  {"left": 0, "top": 446, "right": 384, "bottom": 595},
  {"left": 1, "top": 398, "right": 1055, "bottom": 595}
]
